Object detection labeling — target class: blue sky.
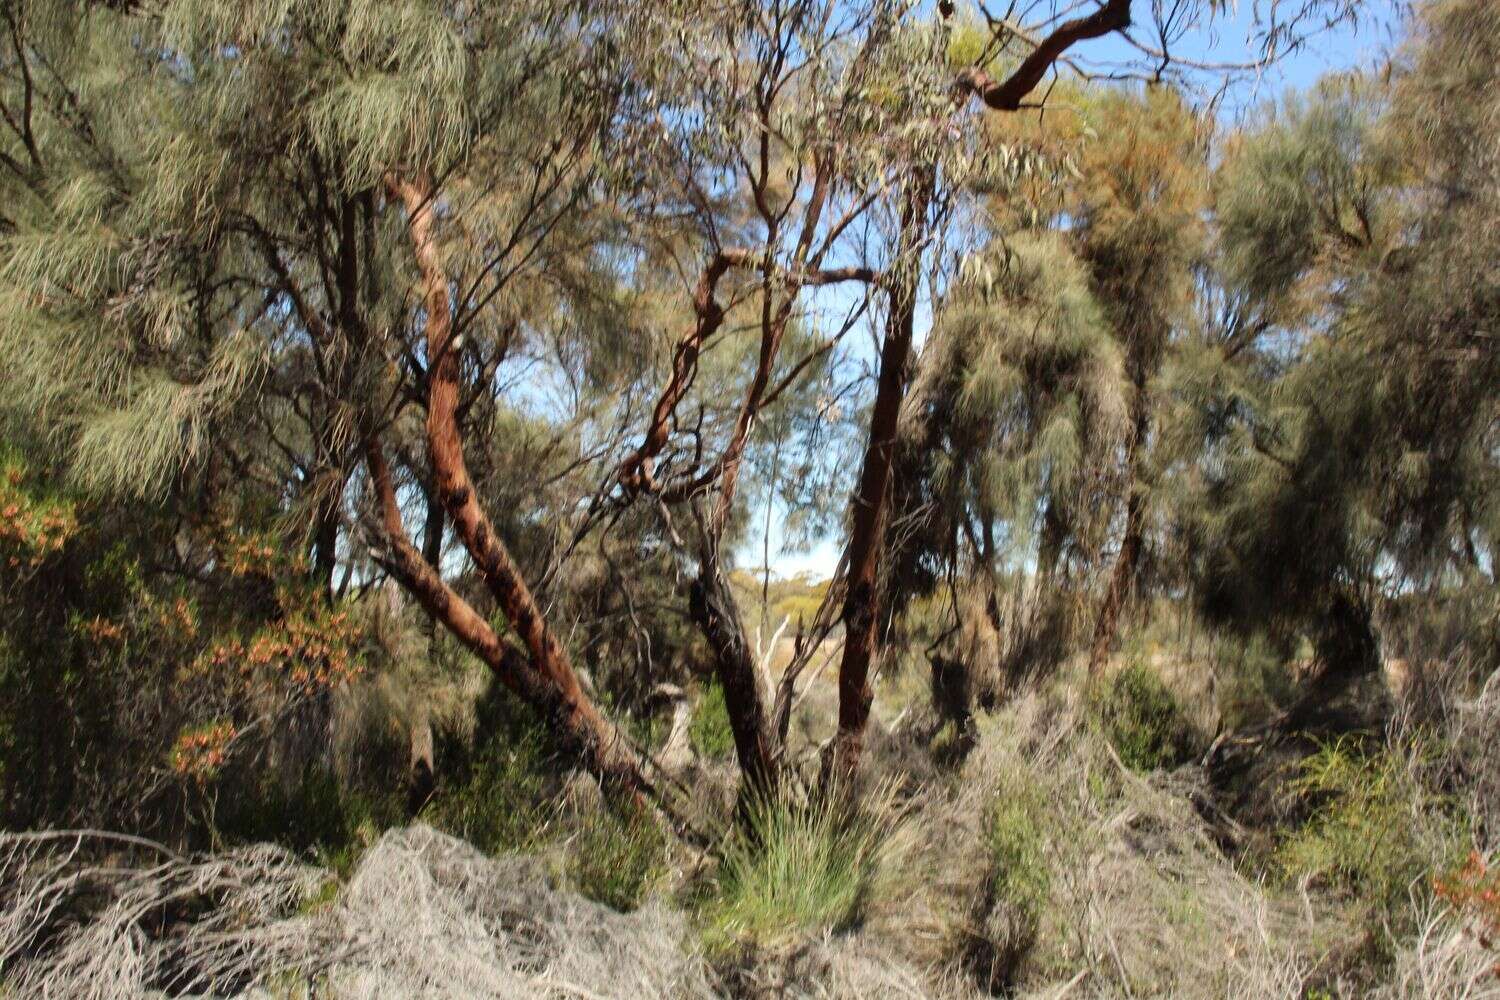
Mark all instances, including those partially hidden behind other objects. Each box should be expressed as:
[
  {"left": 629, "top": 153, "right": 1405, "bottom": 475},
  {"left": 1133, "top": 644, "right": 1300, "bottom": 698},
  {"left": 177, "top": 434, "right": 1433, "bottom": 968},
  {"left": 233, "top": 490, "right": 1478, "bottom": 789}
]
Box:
[{"left": 746, "top": 0, "right": 1407, "bottom": 581}]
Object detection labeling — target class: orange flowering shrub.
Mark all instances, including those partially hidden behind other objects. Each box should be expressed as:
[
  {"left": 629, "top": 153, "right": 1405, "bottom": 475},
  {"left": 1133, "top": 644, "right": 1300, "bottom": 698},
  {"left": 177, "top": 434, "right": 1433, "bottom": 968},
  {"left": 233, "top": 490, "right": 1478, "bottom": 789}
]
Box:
[
  {"left": 0, "top": 459, "right": 78, "bottom": 571},
  {"left": 80, "top": 616, "right": 128, "bottom": 645},
  {"left": 1435, "top": 851, "right": 1500, "bottom": 976},
  {"left": 195, "top": 608, "right": 366, "bottom": 698},
  {"left": 219, "top": 529, "right": 308, "bottom": 579},
  {"left": 171, "top": 720, "right": 238, "bottom": 782}
]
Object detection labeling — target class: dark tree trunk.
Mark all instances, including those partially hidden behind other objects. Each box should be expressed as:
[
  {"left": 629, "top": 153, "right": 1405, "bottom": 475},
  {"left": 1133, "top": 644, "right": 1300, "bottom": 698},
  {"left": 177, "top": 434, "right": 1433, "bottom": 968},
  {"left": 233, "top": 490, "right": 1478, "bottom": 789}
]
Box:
[
  {"left": 689, "top": 558, "right": 777, "bottom": 800},
  {"left": 830, "top": 171, "right": 933, "bottom": 783},
  {"left": 1038, "top": 497, "right": 1067, "bottom": 581},
  {"left": 1088, "top": 373, "right": 1150, "bottom": 677},
  {"left": 1088, "top": 482, "right": 1144, "bottom": 676},
  {"left": 311, "top": 493, "right": 340, "bottom": 600}
]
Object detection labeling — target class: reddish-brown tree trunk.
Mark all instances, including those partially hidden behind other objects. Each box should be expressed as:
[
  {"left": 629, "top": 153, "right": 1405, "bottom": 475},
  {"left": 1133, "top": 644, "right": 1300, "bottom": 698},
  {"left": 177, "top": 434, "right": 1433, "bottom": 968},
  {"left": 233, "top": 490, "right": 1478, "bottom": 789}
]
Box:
[
  {"left": 830, "top": 172, "right": 933, "bottom": 783},
  {"left": 384, "top": 172, "right": 649, "bottom": 792}
]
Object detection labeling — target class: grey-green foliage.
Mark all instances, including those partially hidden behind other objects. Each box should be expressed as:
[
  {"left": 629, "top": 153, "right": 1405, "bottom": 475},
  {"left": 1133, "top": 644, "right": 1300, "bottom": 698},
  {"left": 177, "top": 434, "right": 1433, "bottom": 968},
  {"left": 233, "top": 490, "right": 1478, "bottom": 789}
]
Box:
[
  {"left": 1214, "top": 76, "right": 1392, "bottom": 313},
  {"left": 909, "top": 230, "right": 1127, "bottom": 573},
  {"left": 0, "top": 0, "right": 633, "bottom": 504},
  {"left": 1175, "top": 2, "right": 1499, "bottom": 669},
  {"left": 887, "top": 86, "right": 1207, "bottom": 635}
]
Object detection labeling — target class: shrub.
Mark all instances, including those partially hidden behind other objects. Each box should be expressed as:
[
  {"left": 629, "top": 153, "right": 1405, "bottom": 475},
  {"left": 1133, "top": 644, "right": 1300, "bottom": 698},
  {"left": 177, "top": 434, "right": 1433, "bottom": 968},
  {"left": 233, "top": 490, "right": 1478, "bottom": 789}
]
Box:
[
  {"left": 424, "top": 723, "right": 554, "bottom": 855},
  {"left": 567, "top": 798, "right": 668, "bottom": 911},
  {"left": 960, "top": 782, "right": 1051, "bottom": 990},
  {"left": 1274, "top": 738, "right": 1466, "bottom": 933},
  {"left": 689, "top": 682, "right": 735, "bottom": 759},
  {"left": 424, "top": 679, "right": 565, "bottom": 855},
  {"left": 701, "top": 786, "right": 895, "bottom": 951},
  {"left": 212, "top": 766, "right": 401, "bottom": 874},
  {"left": 984, "top": 789, "right": 1051, "bottom": 922},
  {"left": 1435, "top": 850, "right": 1500, "bottom": 971},
  {"left": 1213, "top": 631, "right": 1299, "bottom": 730},
  {"left": 1090, "top": 663, "right": 1198, "bottom": 772}
]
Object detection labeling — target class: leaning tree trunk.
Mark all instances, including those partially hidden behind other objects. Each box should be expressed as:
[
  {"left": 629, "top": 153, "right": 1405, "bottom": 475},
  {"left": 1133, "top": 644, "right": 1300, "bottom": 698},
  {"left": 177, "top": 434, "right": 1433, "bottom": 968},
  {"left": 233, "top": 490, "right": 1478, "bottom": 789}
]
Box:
[
  {"left": 830, "top": 171, "right": 933, "bottom": 784},
  {"left": 381, "top": 171, "right": 651, "bottom": 795}
]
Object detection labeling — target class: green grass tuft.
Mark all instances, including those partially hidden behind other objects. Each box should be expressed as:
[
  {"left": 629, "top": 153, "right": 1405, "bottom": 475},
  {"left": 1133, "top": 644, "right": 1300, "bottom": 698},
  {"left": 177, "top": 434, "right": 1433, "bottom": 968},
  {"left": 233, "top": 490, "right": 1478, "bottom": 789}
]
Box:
[
  {"left": 701, "top": 786, "right": 896, "bottom": 951},
  {"left": 688, "top": 682, "right": 735, "bottom": 759}
]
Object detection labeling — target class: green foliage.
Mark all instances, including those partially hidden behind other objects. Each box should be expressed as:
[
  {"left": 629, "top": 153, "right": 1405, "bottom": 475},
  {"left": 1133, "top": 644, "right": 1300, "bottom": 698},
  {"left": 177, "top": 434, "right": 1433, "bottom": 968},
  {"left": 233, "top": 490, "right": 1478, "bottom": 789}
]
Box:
[
  {"left": 983, "top": 787, "right": 1051, "bottom": 920},
  {"left": 1274, "top": 738, "right": 1466, "bottom": 930},
  {"left": 701, "top": 789, "right": 894, "bottom": 951},
  {"left": 959, "top": 781, "right": 1052, "bottom": 990},
  {"left": 566, "top": 800, "right": 668, "bottom": 911},
  {"left": 1090, "top": 664, "right": 1198, "bottom": 772},
  {"left": 689, "top": 682, "right": 735, "bottom": 760},
  {"left": 214, "top": 767, "right": 401, "bottom": 873},
  {"left": 1211, "top": 631, "right": 1299, "bottom": 731},
  {"left": 425, "top": 720, "right": 555, "bottom": 856}
]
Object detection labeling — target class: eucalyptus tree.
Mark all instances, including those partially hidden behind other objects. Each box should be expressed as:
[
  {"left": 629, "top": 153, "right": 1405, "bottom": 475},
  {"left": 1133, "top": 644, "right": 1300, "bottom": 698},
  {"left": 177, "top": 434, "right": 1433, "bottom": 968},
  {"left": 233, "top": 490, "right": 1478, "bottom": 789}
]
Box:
[
  {"left": 604, "top": 0, "right": 917, "bottom": 797},
  {"left": 0, "top": 0, "right": 1382, "bottom": 816},
  {"left": 876, "top": 83, "right": 1207, "bottom": 714},
  {"left": 824, "top": 0, "right": 1360, "bottom": 775}
]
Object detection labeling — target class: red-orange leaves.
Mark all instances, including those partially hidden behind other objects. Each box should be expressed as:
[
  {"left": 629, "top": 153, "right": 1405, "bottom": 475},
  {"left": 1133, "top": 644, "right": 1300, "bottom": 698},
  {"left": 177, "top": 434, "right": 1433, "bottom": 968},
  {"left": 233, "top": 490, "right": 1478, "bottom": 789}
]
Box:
[
  {"left": 171, "top": 720, "right": 238, "bottom": 783},
  {"left": 1436, "top": 850, "right": 1500, "bottom": 975},
  {"left": 196, "top": 608, "right": 365, "bottom": 698},
  {"left": 0, "top": 458, "right": 78, "bottom": 571}
]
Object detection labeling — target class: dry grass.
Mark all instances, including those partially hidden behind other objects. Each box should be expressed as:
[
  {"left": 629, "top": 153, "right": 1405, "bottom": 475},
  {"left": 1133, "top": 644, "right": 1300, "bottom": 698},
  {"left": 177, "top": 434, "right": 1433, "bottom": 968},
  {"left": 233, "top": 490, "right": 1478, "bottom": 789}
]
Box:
[{"left": 6, "top": 657, "right": 1495, "bottom": 1000}]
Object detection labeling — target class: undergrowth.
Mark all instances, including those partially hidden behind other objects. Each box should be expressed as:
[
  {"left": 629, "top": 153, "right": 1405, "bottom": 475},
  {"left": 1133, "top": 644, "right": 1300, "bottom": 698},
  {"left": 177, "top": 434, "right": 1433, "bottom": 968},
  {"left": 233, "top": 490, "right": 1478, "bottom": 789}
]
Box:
[
  {"left": 689, "top": 682, "right": 735, "bottom": 759},
  {"left": 700, "top": 784, "right": 898, "bottom": 953},
  {"left": 566, "top": 798, "right": 668, "bottom": 911},
  {"left": 1274, "top": 737, "right": 1468, "bottom": 943},
  {"left": 959, "top": 777, "right": 1052, "bottom": 991},
  {"left": 1090, "top": 662, "right": 1199, "bottom": 772}
]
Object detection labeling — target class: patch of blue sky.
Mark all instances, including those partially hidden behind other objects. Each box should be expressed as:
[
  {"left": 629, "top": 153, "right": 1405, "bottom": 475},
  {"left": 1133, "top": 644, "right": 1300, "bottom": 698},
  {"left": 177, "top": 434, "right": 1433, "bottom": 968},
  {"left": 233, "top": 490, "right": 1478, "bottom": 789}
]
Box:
[{"left": 744, "top": 0, "right": 1407, "bottom": 582}]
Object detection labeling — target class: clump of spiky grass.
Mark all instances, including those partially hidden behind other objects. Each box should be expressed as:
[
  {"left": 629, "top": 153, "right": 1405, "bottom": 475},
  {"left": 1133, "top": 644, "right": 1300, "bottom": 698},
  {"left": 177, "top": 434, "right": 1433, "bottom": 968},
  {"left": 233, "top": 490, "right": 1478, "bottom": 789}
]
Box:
[{"left": 701, "top": 781, "right": 904, "bottom": 952}]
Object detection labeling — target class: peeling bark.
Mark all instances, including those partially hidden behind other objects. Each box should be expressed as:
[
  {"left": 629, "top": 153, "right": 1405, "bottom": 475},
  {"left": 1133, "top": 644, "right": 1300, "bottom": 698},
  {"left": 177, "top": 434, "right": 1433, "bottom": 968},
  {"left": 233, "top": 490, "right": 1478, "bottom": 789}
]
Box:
[{"left": 382, "top": 173, "right": 650, "bottom": 794}]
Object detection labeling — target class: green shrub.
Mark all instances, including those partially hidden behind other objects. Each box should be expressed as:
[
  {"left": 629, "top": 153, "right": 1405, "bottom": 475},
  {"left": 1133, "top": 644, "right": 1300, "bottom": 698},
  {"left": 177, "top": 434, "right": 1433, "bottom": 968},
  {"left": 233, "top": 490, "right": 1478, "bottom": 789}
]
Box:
[
  {"left": 701, "top": 787, "right": 893, "bottom": 951},
  {"left": 424, "top": 678, "right": 565, "bottom": 855},
  {"left": 1274, "top": 737, "right": 1466, "bottom": 932},
  {"left": 567, "top": 799, "right": 668, "bottom": 911},
  {"left": 425, "top": 723, "right": 554, "bottom": 855},
  {"left": 689, "top": 682, "right": 735, "bottom": 759},
  {"left": 984, "top": 789, "right": 1051, "bottom": 920},
  {"left": 1090, "top": 663, "right": 1198, "bottom": 772},
  {"left": 212, "top": 766, "right": 401, "bottom": 874},
  {"left": 960, "top": 782, "right": 1051, "bottom": 990},
  {"left": 1212, "top": 632, "right": 1299, "bottom": 730}
]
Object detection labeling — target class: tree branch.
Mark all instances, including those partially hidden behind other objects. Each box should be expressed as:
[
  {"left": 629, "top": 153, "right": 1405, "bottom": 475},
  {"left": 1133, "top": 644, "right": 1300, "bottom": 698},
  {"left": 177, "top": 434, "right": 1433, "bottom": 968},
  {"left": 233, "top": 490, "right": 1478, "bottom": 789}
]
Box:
[{"left": 956, "top": 0, "right": 1133, "bottom": 111}]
